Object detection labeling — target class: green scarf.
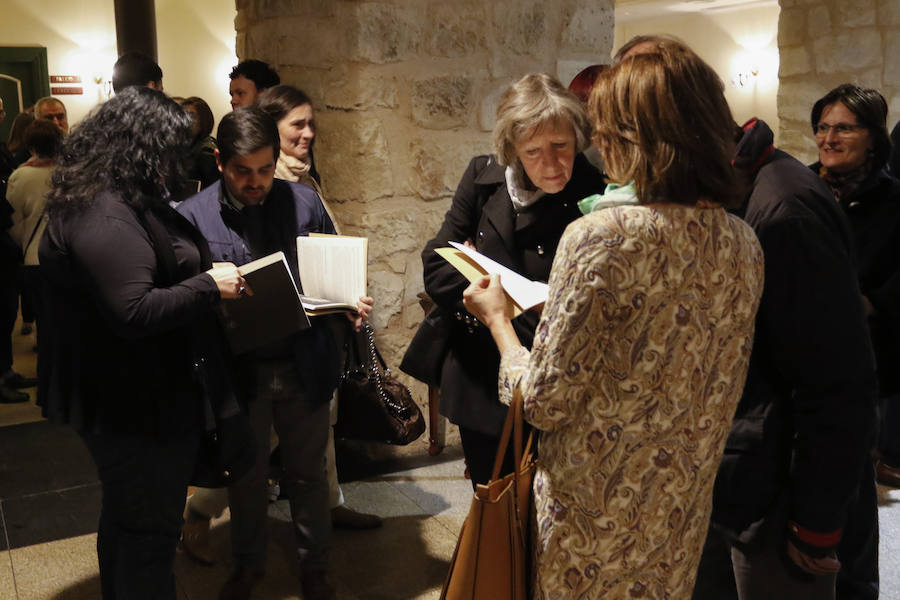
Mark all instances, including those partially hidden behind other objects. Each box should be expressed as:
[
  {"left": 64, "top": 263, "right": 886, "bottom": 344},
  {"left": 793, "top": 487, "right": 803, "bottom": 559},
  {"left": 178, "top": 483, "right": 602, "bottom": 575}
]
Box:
[{"left": 578, "top": 181, "right": 640, "bottom": 214}]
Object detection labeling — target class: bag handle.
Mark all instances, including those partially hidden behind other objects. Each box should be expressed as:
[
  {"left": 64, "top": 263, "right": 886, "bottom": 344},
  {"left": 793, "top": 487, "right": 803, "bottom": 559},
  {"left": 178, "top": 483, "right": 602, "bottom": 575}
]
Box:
[
  {"left": 489, "top": 386, "right": 532, "bottom": 483},
  {"left": 23, "top": 209, "right": 47, "bottom": 257},
  {"left": 360, "top": 323, "right": 412, "bottom": 419}
]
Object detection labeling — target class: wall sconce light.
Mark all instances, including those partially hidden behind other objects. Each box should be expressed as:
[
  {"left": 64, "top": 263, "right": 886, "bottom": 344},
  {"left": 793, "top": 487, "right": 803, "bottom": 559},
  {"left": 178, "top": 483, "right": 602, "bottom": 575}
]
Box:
[
  {"left": 732, "top": 65, "right": 759, "bottom": 88},
  {"left": 93, "top": 73, "right": 113, "bottom": 99}
]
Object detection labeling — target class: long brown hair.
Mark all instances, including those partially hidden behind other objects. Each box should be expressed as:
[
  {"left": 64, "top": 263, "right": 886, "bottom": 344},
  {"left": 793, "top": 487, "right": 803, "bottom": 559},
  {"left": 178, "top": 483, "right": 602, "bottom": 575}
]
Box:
[{"left": 590, "top": 45, "right": 739, "bottom": 207}]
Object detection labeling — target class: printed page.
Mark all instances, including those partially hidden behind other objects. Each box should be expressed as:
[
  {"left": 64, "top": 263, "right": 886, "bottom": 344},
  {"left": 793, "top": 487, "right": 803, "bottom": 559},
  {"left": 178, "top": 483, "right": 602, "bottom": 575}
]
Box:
[
  {"left": 447, "top": 241, "right": 548, "bottom": 311},
  {"left": 297, "top": 235, "right": 367, "bottom": 306}
]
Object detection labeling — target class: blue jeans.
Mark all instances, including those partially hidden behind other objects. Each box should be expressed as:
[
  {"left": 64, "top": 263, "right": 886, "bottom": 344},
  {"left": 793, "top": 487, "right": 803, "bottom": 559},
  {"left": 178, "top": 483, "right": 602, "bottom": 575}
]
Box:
[{"left": 81, "top": 429, "right": 201, "bottom": 600}]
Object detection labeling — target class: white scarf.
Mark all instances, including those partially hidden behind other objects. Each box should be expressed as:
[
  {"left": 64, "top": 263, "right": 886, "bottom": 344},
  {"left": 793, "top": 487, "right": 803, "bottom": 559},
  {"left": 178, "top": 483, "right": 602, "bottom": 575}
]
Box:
[{"left": 505, "top": 162, "right": 545, "bottom": 212}]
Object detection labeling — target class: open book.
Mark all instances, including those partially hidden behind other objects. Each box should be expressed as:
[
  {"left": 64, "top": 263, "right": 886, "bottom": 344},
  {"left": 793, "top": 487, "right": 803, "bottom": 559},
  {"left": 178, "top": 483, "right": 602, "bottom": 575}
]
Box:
[
  {"left": 435, "top": 241, "right": 548, "bottom": 317},
  {"left": 217, "top": 251, "right": 311, "bottom": 355},
  {"left": 297, "top": 233, "right": 368, "bottom": 315}
]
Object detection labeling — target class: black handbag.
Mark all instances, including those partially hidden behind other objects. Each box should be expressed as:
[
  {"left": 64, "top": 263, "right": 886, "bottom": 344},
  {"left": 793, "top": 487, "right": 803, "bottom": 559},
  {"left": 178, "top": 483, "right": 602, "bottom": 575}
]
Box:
[
  {"left": 191, "top": 409, "right": 257, "bottom": 488},
  {"left": 400, "top": 306, "right": 450, "bottom": 387},
  {"left": 336, "top": 323, "right": 426, "bottom": 445}
]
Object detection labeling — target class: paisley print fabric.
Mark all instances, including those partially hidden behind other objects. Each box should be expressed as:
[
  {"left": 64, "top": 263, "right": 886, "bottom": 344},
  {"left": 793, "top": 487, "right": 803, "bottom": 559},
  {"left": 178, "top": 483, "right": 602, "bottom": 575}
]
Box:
[{"left": 498, "top": 204, "right": 764, "bottom": 599}]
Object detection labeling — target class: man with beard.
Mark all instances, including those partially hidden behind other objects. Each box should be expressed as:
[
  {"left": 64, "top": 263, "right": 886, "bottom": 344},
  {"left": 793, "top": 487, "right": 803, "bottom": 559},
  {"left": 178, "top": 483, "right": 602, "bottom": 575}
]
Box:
[{"left": 177, "top": 107, "right": 371, "bottom": 600}]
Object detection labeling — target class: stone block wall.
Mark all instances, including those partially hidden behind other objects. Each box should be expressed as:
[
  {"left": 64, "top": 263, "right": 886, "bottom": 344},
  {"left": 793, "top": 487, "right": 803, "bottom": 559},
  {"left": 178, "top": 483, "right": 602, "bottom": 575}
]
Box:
[
  {"left": 234, "top": 0, "right": 614, "bottom": 453},
  {"left": 777, "top": 0, "right": 900, "bottom": 163}
]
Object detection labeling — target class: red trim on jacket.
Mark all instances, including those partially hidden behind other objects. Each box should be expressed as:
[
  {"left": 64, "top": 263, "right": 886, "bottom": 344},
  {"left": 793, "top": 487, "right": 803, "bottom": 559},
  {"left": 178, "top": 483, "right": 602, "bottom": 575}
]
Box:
[{"left": 788, "top": 521, "right": 843, "bottom": 548}]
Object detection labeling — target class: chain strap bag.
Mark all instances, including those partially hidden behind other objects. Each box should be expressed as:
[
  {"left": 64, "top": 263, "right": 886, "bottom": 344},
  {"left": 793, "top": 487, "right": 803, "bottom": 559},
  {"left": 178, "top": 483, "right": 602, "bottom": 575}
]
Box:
[
  {"left": 441, "top": 387, "right": 535, "bottom": 600},
  {"left": 335, "top": 323, "right": 426, "bottom": 445}
]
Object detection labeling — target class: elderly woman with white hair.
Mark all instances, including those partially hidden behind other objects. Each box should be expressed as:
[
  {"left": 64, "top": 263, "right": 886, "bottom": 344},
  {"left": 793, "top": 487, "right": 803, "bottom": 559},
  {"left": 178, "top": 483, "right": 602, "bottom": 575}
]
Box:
[{"left": 409, "top": 73, "right": 605, "bottom": 486}]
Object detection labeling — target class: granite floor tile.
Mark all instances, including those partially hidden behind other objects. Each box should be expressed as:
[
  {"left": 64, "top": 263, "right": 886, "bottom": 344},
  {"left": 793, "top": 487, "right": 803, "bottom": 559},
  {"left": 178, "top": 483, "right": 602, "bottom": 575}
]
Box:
[
  {"left": 0, "top": 550, "right": 17, "bottom": 600},
  {"left": 878, "top": 484, "right": 900, "bottom": 597},
  {"left": 384, "top": 473, "right": 473, "bottom": 534},
  {"left": 339, "top": 480, "right": 433, "bottom": 519},
  {"left": 0, "top": 422, "right": 97, "bottom": 500},
  {"left": 7, "top": 533, "right": 100, "bottom": 600},
  {"left": 3, "top": 485, "right": 101, "bottom": 549},
  {"left": 330, "top": 514, "right": 457, "bottom": 600}
]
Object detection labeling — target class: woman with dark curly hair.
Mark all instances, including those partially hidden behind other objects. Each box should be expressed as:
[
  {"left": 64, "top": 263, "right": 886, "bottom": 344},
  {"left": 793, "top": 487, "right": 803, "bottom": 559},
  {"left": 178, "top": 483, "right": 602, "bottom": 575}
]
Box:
[{"left": 38, "top": 86, "right": 248, "bottom": 599}]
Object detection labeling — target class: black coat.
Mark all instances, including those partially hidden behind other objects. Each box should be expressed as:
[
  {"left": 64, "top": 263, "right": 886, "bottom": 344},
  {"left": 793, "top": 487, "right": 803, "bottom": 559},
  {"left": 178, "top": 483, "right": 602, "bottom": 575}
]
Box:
[
  {"left": 812, "top": 163, "right": 900, "bottom": 396},
  {"left": 418, "top": 153, "right": 604, "bottom": 436},
  {"left": 38, "top": 193, "right": 230, "bottom": 437},
  {"left": 712, "top": 121, "right": 877, "bottom": 555}
]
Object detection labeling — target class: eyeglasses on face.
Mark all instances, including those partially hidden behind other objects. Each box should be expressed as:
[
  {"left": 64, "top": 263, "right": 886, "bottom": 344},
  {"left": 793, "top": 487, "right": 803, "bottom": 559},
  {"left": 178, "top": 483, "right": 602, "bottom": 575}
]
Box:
[{"left": 815, "top": 122, "right": 866, "bottom": 137}]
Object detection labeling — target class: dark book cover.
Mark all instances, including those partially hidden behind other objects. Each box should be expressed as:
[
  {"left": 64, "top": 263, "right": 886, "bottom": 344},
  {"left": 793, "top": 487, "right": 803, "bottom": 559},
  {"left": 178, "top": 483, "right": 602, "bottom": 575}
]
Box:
[{"left": 217, "top": 251, "right": 311, "bottom": 355}]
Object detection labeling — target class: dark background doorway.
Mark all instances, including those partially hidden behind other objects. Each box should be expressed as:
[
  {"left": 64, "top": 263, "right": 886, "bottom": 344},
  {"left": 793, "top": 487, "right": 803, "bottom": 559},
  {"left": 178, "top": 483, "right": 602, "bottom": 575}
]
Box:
[{"left": 0, "top": 47, "right": 50, "bottom": 143}]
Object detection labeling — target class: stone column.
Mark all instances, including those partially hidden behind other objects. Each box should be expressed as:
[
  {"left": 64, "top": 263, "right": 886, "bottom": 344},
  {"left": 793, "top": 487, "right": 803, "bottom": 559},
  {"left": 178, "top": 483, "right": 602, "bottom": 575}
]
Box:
[{"left": 236, "top": 0, "right": 614, "bottom": 453}]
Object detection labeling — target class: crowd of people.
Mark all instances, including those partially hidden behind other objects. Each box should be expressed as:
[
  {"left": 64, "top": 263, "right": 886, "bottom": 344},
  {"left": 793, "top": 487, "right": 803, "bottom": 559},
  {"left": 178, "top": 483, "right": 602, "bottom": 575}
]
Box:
[{"left": 0, "top": 32, "right": 898, "bottom": 600}]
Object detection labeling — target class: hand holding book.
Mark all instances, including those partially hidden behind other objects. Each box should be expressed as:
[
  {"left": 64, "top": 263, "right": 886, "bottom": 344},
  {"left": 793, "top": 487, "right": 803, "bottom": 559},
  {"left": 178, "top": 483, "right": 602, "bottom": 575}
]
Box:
[
  {"left": 350, "top": 295, "right": 374, "bottom": 331},
  {"left": 434, "top": 242, "right": 549, "bottom": 317},
  {"left": 297, "top": 233, "right": 369, "bottom": 316},
  {"left": 207, "top": 262, "right": 251, "bottom": 300}
]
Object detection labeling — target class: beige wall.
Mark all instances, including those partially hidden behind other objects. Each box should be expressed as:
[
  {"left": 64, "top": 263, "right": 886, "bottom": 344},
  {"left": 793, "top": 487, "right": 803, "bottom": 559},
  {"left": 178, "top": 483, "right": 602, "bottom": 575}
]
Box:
[
  {"left": 777, "top": 0, "right": 900, "bottom": 165},
  {"left": 615, "top": 4, "right": 781, "bottom": 141},
  {"left": 1, "top": 0, "right": 236, "bottom": 130},
  {"left": 236, "top": 0, "right": 616, "bottom": 453}
]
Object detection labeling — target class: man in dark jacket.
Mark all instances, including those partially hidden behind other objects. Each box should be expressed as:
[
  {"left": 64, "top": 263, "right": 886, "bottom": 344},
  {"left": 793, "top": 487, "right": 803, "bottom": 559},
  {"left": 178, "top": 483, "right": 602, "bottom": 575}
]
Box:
[
  {"left": 177, "top": 107, "right": 353, "bottom": 600},
  {"left": 692, "top": 118, "right": 878, "bottom": 599}
]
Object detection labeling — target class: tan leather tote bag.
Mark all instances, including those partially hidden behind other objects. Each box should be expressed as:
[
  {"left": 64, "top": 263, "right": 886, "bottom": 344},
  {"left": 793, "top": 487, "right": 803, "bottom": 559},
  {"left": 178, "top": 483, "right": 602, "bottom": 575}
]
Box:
[{"left": 441, "top": 388, "right": 535, "bottom": 600}]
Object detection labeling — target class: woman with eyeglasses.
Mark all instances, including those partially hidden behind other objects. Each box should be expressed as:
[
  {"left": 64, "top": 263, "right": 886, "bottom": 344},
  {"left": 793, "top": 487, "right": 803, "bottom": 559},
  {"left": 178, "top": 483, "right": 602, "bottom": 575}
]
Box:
[{"left": 810, "top": 83, "right": 900, "bottom": 595}]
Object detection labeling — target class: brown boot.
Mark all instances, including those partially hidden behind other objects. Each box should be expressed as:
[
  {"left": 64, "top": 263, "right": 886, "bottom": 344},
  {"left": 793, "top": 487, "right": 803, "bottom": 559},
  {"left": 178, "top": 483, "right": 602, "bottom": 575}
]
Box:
[
  {"left": 301, "top": 569, "right": 335, "bottom": 600},
  {"left": 330, "top": 505, "right": 382, "bottom": 530},
  {"left": 180, "top": 507, "right": 215, "bottom": 566},
  {"left": 876, "top": 459, "right": 900, "bottom": 488}
]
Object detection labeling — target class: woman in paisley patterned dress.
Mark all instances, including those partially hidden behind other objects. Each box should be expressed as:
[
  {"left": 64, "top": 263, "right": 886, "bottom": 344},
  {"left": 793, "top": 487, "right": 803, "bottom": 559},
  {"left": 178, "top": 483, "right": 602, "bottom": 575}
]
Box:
[{"left": 463, "top": 50, "right": 765, "bottom": 598}]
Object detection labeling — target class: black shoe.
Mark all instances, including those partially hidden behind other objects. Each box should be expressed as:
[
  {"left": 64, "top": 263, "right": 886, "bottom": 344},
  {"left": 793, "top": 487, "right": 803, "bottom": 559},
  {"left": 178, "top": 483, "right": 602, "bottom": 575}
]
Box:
[
  {"left": 331, "top": 505, "right": 383, "bottom": 529},
  {"left": 301, "top": 569, "right": 336, "bottom": 600},
  {"left": 2, "top": 371, "right": 38, "bottom": 389},
  {"left": 219, "top": 566, "right": 264, "bottom": 600},
  {"left": 0, "top": 384, "right": 29, "bottom": 404}
]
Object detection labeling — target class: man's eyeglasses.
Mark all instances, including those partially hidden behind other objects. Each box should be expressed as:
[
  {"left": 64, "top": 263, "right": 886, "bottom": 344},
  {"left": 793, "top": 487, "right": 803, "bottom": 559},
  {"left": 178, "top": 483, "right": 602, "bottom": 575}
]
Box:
[{"left": 815, "top": 122, "right": 866, "bottom": 137}]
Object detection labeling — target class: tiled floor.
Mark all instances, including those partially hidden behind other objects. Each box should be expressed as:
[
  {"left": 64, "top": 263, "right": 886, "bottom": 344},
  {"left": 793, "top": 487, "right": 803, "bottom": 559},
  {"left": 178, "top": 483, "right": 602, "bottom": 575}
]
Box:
[
  {"left": 0, "top": 316, "right": 472, "bottom": 600},
  {"left": 4, "top": 320, "right": 900, "bottom": 599}
]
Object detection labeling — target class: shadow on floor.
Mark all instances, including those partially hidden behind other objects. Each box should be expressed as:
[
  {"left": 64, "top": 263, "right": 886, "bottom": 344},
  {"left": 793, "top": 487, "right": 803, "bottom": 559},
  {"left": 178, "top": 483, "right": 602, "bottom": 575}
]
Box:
[
  {"left": 175, "top": 511, "right": 454, "bottom": 600},
  {"left": 50, "top": 575, "right": 101, "bottom": 600}
]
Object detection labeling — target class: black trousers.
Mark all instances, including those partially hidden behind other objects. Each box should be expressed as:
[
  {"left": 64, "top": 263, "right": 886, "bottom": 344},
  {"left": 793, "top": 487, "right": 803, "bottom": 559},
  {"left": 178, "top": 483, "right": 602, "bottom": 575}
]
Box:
[
  {"left": 693, "top": 461, "right": 879, "bottom": 600},
  {"left": 0, "top": 261, "right": 18, "bottom": 374},
  {"left": 81, "top": 429, "right": 201, "bottom": 600},
  {"left": 20, "top": 265, "right": 41, "bottom": 325},
  {"left": 836, "top": 459, "right": 879, "bottom": 600},
  {"left": 458, "top": 422, "right": 528, "bottom": 489}
]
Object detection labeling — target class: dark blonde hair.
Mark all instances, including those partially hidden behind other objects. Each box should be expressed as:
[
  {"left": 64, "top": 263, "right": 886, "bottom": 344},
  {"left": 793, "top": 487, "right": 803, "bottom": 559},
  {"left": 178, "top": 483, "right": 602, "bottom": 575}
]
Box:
[
  {"left": 492, "top": 73, "right": 591, "bottom": 167},
  {"left": 590, "top": 47, "right": 738, "bottom": 207},
  {"left": 7, "top": 111, "right": 35, "bottom": 153}
]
